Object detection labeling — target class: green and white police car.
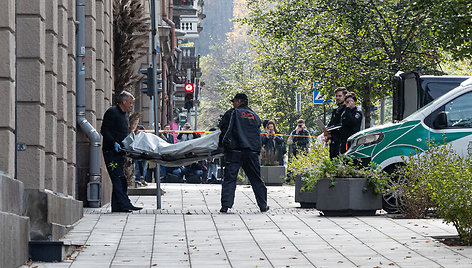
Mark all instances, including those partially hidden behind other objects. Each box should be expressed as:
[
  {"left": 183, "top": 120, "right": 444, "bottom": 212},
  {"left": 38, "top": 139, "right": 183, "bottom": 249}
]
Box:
[{"left": 346, "top": 77, "right": 472, "bottom": 172}]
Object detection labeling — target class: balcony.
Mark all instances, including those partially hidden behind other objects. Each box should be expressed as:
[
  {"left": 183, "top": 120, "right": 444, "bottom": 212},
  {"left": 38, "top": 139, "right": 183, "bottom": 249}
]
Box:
[{"left": 173, "top": 0, "right": 198, "bottom": 17}]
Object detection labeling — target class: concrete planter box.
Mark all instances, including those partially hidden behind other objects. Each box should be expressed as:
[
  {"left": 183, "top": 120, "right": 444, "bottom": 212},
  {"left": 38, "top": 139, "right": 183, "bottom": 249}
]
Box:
[
  {"left": 316, "top": 177, "right": 382, "bottom": 216},
  {"left": 294, "top": 175, "right": 317, "bottom": 208},
  {"left": 261, "top": 166, "right": 285, "bottom": 186}
]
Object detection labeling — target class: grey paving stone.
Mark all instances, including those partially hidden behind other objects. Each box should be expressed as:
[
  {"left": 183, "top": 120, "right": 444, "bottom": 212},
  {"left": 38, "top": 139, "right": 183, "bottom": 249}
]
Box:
[{"left": 25, "top": 184, "right": 472, "bottom": 268}]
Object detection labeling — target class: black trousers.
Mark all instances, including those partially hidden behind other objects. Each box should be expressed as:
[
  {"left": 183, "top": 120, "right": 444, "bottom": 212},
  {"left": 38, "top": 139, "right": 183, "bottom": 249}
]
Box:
[
  {"left": 221, "top": 150, "right": 267, "bottom": 210},
  {"left": 103, "top": 150, "right": 132, "bottom": 211},
  {"left": 329, "top": 139, "right": 342, "bottom": 159}
]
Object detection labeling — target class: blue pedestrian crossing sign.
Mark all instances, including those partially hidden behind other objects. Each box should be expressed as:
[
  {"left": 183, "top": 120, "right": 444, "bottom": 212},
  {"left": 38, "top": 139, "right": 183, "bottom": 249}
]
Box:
[{"left": 313, "top": 90, "right": 324, "bottom": 104}]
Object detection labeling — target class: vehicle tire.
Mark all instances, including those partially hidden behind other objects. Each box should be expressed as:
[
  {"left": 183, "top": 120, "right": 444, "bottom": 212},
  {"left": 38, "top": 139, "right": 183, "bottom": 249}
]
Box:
[{"left": 382, "top": 164, "right": 406, "bottom": 213}]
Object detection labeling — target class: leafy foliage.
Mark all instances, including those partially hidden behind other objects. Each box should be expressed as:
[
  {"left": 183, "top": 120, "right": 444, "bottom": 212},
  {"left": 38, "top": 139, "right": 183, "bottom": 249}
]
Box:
[
  {"left": 242, "top": 0, "right": 471, "bottom": 128},
  {"left": 410, "top": 1, "right": 472, "bottom": 60},
  {"left": 398, "top": 143, "right": 472, "bottom": 245},
  {"left": 288, "top": 143, "right": 389, "bottom": 195},
  {"left": 113, "top": 0, "right": 149, "bottom": 104},
  {"left": 200, "top": 0, "right": 472, "bottom": 134}
]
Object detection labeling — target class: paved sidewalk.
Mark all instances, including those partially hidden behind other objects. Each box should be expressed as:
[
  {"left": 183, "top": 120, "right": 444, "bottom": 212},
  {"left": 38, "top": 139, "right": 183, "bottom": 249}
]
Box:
[{"left": 23, "top": 184, "right": 472, "bottom": 268}]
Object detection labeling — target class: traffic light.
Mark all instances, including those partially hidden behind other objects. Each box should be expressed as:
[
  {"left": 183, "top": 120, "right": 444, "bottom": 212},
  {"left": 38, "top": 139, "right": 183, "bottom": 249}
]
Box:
[
  {"left": 184, "top": 83, "right": 194, "bottom": 110},
  {"left": 140, "top": 68, "right": 163, "bottom": 97}
]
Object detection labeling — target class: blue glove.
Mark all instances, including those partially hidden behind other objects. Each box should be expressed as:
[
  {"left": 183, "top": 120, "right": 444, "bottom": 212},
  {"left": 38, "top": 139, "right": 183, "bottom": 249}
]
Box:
[{"left": 114, "top": 143, "right": 121, "bottom": 152}]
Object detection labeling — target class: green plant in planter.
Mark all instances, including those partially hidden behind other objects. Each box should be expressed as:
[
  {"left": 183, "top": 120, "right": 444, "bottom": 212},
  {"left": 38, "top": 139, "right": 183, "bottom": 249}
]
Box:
[
  {"left": 310, "top": 155, "right": 389, "bottom": 195},
  {"left": 287, "top": 144, "right": 389, "bottom": 195},
  {"left": 287, "top": 143, "right": 328, "bottom": 181},
  {"left": 261, "top": 145, "right": 279, "bottom": 166}
]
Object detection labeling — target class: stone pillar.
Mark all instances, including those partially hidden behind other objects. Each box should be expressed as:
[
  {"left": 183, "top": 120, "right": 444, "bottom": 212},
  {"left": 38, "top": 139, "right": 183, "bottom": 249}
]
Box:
[
  {"left": 0, "top": 3, "right": 31, "bottom": 259},
  {"left": 104, "top": 0, "right": 113, "bottom": 106},
  {"left": 66, "top": 0, "right": 76, "bottom": 197},
  {"left": 0, "top": 0, "right": 16, "bottom": 177},
  {"left": 95, "top": 0, "right": 106, "bottom": 130},
  {"left": 16, "top": 0, "right": 46, "bottom": 190},
  {"left": 85, "top": 0, "right": 97, "bottom": 127},
  {"left": 57, "top": 0, "right": 69, "bottom": 195},
  {"left": 44, "top": 0, "right": 58, "bottom": 191},
  {"left": 101, "top": 0, "right": 114, "bottom": 205}
]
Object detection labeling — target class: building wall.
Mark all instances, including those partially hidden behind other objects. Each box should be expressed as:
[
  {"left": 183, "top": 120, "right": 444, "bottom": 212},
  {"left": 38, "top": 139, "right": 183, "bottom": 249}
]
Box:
[
  {"left": 0, "top": 2, "right": 32, "bottom": 267},
  {"left": 0, "top": 1, "right": 116, "bottom": 264},
  {"left": 76, "top": 0, "right": 113, "bottom": 206},
  {"left": 0, "top": 0, "right": 114, "bottom": 209},
  {"left": 0, "top": 0, "right": 16, "bottom": 178}
]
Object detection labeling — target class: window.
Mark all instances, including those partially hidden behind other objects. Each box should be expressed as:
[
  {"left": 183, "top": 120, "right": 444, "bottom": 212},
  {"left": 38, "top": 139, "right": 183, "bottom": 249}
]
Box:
[{"left": 444, "top": 92, "right": 472, "bottom": 128}]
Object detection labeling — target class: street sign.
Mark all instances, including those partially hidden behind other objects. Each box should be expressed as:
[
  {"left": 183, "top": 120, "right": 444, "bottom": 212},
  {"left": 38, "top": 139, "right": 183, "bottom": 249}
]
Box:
[
  {"left": 296, "top": 92, "right": 301, "bottom": 114},
  {"left": 313, "top": 90, "right": 324, "bottom": 104}
]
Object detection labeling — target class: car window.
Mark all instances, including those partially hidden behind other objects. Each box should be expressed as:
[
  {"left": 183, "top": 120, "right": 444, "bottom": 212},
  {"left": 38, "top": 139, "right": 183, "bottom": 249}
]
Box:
[{"left": 445, "top": 92, "right": 472, "bottom": 128}]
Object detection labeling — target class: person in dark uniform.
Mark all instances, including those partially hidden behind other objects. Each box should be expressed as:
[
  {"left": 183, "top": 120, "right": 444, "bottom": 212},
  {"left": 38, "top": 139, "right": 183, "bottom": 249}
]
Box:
[
  {"left": 218, "top": 93, "right": 269, "bottom": 213},
  {"left": 289, "top": 119, "right": 311, "bottom": 158},
  {"left": 339, "top": 93, "right": 363, "bottom": 154},
  {"left": 100, "top": 91, "right": 142, "bottom": 212},
  {"left": 326, "top": 87, "right": 348, "bottom": 159}
]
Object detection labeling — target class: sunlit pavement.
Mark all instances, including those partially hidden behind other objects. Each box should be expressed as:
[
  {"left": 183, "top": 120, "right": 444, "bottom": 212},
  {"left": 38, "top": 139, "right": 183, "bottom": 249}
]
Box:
[{"left": 23, "top": 184, "right": 472, "bottom": 268}]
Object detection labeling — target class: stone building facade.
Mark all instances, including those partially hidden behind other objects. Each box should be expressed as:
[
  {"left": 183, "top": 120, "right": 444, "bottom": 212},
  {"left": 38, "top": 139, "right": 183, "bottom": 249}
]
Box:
[
  {"left": 0, "top": 0, "right": 114, "bottom": 267},
  {"left": 0, "top": 0, "right": 203, "bottom": 266}
]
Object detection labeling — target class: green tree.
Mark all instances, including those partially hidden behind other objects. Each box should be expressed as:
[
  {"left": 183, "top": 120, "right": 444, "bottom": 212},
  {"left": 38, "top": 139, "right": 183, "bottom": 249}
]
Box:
[
  {"left": 243, "top": 0, "right": 448, "bottom": 127},
  {"left": 411, "top": 0, "right": 472, "bottom": 60}
]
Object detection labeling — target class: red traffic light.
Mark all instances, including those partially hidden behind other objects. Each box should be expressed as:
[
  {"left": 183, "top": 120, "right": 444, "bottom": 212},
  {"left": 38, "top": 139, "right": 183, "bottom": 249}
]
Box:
[{"left": 184, "top": 83, "right": 194, "bottom": 92}]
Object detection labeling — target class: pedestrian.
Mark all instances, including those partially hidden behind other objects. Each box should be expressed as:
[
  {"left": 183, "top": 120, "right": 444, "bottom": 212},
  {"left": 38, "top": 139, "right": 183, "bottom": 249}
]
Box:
[
  {"left": 219, "top": 93, "right": 269, "bottom": 213},
  {"left": 261, "top": 120, "right": 285, "bottom": 166},
  {"left": 160, "top": 124, "right": 175, "bottom": 144},
  {"left": 134, "top": 124, "right": 147, "bottom": 186},
  {"left": 207, "top": 128, "right": 220, "bottom": 183},
  {"left": 159, "top": 124, "right": 175, "bottom": 179},
  {"left": 289, "top": 119, "right": 311, "bottom": 158},
  {"left": 177, "top": 122, "right": 200, "bottom": 142},
  {"left": 326, "top": 87, "right": 348, "bottom": 159},
  {"left": 339, "top": 93, "right": 363, "bottom": 154},
  {"left": 262, "top": 119, "right": 269, "bottom": 133},
  {"left": 100, "top": 91, "right": 142, "bottom": 212}
]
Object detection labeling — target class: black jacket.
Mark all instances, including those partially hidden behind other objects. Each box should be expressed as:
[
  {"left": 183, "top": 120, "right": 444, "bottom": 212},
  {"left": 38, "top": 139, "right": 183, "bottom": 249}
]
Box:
[
  {"left": 177, "top": 132, "right": 201, "bottom": 142},
  {"left": 327, "top": 104, "right": 346, "bottom": 141},
  {"left": 101, "top": 105, "right": 129, "bottom": 151},
  {"left": 160, "top": 132, "right": 175, "bottom": 144},
  {"left": 221, "top": 104, "right": 262, "bottom": 152},
  {"left": 290, "top": 128, "right": 311, "bottom": 149},
  {"left": 218, "top": 108, "right": 234, "bottom": 147},
  {"left": 261, "top": 132, "right": 285, "bottom": 165},
  {"left": 340, "top": 107, "right": 363, "bottom": 142}
]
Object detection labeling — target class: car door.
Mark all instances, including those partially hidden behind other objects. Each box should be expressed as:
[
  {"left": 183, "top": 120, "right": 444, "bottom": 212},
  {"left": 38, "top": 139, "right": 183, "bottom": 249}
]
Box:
[{"left": 424, "top": 90, "right": 472, "bottom": 157}]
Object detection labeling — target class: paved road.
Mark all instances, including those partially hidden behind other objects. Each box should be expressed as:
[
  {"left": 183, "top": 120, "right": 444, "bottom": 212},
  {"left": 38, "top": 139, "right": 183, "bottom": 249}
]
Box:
[{"left": 24, "top": 184, "right": 472, "bottom": 268}]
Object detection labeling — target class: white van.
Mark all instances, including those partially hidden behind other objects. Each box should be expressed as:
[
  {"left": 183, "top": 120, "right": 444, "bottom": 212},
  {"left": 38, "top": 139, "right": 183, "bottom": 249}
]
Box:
[{"left": 346, "top": 77, "right": 472, "bottom": 172}]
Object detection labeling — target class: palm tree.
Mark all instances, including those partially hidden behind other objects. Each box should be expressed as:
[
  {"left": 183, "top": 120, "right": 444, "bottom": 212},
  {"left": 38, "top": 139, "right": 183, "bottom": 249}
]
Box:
[{"left": 113, "top": 0, "right": 149, "bottom": 104}]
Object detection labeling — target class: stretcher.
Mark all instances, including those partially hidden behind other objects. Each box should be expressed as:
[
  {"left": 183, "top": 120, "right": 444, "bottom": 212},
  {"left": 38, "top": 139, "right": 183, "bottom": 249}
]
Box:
[{"left": 122, "top": 130, "right": 223, "bottom": 167}]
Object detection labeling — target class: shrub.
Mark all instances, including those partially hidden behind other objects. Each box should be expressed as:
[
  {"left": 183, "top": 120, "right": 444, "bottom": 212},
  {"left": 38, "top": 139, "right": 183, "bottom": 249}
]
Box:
[
  {"left": 399, "top": 144, "right": 472, "bottom": 245},
  {"left": 287, "top": 143, "right": 329, "bottom": 188},
  {"left": 396, "top": 148, "right": 438, "bottom": 218},
  {"left": 426, "top": 145, "right": 472, "bottom": 245}
]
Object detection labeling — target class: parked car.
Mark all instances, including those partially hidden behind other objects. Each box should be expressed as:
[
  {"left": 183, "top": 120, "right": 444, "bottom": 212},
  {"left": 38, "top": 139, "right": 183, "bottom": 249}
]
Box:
[{"left": 347, "top": 77, "right": 472, "bottom": 172}]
